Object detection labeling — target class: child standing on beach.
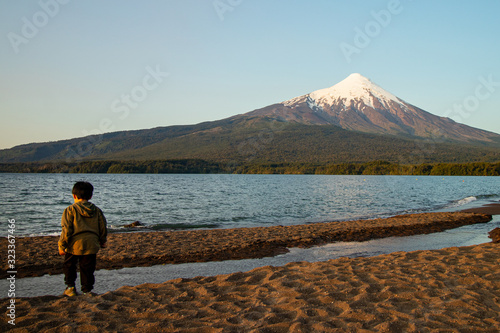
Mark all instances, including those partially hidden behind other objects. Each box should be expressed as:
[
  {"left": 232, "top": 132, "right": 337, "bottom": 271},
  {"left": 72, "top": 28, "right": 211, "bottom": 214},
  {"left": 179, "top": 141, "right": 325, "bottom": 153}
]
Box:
[{"left": 58, "top": 181, "right": 107, "bottom": 297}]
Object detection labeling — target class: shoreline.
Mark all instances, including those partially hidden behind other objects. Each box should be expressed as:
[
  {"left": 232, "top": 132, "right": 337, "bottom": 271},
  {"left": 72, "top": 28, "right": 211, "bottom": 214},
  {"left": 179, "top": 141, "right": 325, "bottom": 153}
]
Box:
[
  {"left": 4, "top": 215, "right": 496, "bottom": 299},
  {"left": 0, "top": 211, "right": 493, "bottom": 279},
  {"left": 460, "top": 202, "right": 500, "bottom": 215}
]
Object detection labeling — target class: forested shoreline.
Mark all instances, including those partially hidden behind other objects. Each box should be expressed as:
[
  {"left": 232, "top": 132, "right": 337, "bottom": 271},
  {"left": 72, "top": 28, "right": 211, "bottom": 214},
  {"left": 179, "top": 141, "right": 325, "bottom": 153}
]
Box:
[{"left": 1, "top": 159, "right": 499, "bottom": 176}]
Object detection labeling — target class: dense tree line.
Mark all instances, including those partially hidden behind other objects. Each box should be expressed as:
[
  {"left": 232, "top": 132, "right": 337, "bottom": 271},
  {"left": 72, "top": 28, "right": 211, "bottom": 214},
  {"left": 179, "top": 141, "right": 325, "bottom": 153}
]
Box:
[
  {"left": 237, "top": 161, "right": 500, "bottom": 176},
  {"left": 1, "top": 160, "right": 499, "bottom": 176},
  {"left": 0, "top": 160, "right": 224, "bottom": 174}
]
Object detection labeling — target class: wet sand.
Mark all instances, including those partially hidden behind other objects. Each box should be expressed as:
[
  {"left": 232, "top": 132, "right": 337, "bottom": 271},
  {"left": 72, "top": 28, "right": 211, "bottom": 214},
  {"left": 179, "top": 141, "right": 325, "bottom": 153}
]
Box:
[
  {"left": 0, "top": 212, "right": 492, "bottom": 279},
  {"left": 461, "top": 201, "right": 500, "bottom": 215}
]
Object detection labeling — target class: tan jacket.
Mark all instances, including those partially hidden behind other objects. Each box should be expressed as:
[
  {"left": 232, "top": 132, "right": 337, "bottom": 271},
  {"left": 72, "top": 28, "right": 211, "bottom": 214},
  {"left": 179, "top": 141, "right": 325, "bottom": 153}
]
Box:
[{"left": 58, "top": 202, "right": 107, "bottom": 255}]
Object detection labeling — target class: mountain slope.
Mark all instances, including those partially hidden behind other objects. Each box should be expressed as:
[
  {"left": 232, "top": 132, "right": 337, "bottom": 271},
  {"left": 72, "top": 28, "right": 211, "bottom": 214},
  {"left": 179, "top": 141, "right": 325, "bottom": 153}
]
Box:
[
  {"left": 1, "top": 117, "right": 499, "bottom": 164},
  {"left": 99, "top": 120, "right": 500, "bottom": 164},
  {"left": 246, "top": 73, "right": 499, "bottom": 143}
]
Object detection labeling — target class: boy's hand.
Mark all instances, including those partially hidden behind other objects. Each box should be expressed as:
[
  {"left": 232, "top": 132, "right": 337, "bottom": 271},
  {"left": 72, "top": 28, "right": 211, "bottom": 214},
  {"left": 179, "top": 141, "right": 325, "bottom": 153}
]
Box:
[{"left": 59, "top": 248, "right": 66, "bottom": 255}]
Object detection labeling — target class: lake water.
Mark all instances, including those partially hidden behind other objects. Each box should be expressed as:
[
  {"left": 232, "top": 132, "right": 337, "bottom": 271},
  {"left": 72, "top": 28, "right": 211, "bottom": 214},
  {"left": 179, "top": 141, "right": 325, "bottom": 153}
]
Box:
[{"left": 1, "top": 173, "right": 499, "bottom": 237}]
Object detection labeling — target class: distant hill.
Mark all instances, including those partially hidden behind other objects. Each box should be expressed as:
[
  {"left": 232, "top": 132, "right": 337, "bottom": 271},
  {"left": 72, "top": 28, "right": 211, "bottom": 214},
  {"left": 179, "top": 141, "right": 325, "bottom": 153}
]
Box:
[{"left": 1, "top": 74, "right": 500, "bottom": 164}]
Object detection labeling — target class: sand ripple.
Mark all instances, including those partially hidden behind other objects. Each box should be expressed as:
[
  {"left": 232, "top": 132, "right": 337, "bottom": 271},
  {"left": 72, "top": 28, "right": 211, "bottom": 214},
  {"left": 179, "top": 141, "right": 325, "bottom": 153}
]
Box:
[{"left": 2, "top": 243, "right": 499, "bottom": 332}]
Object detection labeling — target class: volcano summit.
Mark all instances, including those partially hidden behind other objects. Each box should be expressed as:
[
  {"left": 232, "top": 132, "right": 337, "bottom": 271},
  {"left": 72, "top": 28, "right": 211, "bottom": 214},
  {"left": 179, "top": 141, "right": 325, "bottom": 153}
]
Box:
[{"left": 246, "top": 73, "right": 498, "bottom": 143}]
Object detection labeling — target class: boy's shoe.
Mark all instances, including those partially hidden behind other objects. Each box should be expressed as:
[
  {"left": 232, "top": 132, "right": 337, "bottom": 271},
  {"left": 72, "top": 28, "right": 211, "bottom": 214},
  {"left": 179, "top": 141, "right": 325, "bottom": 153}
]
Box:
[
  {"left": 64, "top": 287, "right": 77, "bottom": 297},
  {"left": 82, "top": 291, "right": 98, "bottom": 297}
]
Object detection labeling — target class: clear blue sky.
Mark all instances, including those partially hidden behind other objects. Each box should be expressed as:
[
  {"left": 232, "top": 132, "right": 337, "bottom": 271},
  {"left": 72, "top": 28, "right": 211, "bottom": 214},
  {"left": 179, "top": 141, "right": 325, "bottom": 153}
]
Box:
[{"left": 1, "top": 0, "right": 499, "bottom": 149}]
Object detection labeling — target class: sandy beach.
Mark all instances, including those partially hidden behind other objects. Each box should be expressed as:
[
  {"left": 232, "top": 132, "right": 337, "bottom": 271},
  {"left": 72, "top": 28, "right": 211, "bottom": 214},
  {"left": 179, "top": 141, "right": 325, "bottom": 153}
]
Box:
[
  {"left": 2, "top": 241, "right": 499, "bottom": 331},
  {"left": 2, "top": 210, "right": 499, "bottom": 331}
]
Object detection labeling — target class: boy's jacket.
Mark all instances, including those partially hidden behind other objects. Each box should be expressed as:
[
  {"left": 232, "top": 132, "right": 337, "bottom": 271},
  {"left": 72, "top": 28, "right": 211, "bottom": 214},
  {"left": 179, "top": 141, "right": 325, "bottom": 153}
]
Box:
[{"left": 58, "top": 202, "right": 107, "bottom": 255}]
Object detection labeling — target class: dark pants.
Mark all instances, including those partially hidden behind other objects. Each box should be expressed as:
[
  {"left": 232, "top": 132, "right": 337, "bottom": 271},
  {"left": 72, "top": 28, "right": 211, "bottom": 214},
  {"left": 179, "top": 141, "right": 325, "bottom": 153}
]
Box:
[{"left": 63, "top": 253, "right": 97, "bottom": 293}]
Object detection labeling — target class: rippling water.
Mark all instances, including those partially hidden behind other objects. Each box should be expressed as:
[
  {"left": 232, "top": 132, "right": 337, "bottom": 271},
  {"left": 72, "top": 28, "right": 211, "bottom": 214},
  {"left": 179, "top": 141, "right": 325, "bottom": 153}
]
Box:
[{"left": 1, "top": 173, "right": 499, "bottom": 236}]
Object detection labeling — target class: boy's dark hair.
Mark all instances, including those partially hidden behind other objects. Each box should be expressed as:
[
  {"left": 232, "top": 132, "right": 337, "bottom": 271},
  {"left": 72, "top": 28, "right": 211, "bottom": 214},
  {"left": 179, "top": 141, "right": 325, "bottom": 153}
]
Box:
[{"left": 72, "top": 181, "right": 94, "bottom": 200}]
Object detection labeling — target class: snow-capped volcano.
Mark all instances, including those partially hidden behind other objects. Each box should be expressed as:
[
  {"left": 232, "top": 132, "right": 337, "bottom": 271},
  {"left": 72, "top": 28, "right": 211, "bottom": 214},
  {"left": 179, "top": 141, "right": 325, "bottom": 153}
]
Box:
[
  {"left": 284, "top": 73, "right": 406, "bottom": 111},
  {"left": 310, "top": 73, "right": 406, "bottom": 110},
  {"left": 246, "top": 73, "right": 499, "bottom": 143}
]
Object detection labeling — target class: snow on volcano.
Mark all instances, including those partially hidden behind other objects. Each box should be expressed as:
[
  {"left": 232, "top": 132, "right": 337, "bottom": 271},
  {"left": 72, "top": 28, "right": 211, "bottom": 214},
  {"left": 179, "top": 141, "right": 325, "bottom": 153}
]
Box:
[
  {"left": 284, "top": 73, "right": 408, "bottom": 112},
  {"left": 246, "top": 73, "right": 500, "bottom": 142}
]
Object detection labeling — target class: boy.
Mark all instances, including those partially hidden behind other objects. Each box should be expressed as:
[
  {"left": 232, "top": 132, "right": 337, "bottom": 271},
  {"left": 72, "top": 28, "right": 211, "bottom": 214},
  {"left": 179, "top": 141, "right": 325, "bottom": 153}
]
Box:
[{"left": 58, "top": 181, "right": 107, "bottom": 297}]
